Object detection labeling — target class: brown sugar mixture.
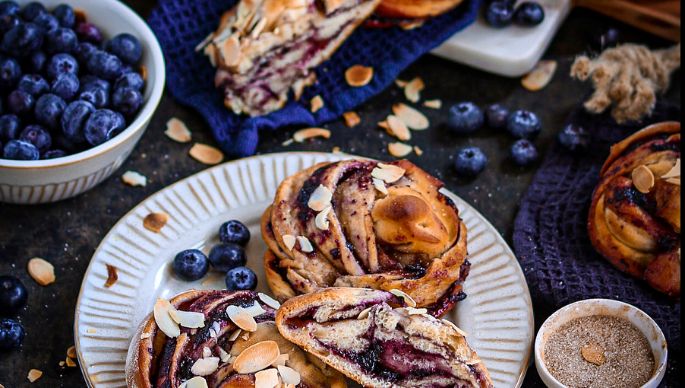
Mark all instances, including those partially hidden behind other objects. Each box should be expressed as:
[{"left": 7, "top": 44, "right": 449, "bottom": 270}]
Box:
[{"left": 543, "top": 315, "right": 655, "bottom": 388}]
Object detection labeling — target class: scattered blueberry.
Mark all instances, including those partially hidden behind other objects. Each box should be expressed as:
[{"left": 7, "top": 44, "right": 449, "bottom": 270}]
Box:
[
  {"left": 513, "top": 2, "right": 545, "bottom": 26},
  {"left": 208, "top": 243, "right": 247, "bottom": 272},
  {"left": 51, "top": 73, "right": 79, "bottom": 100},
  {"left": 78, "top": 80, "right": 110, "bottom": 108},
  {"left": 83, "top": 109, "right": 125, "bottom": 146},
  {"left": 75, "top": 22, "right": 103, "bottom": 44},
  {"left": 219, "top": 220, "right": 251, "bottom": 246},
  {"left": 485, "top": 103, "right": 509, "bottom": 129},
  {"left": 225, "top": 266, "right": 257, "bottom": 291},
  {"left": 114, "top": 72, "right": 144, "bottom": 91},
  {"left": 18, "top": 74, "right": 49, "bottom": 95},
  {"left": 0, "top": 114, "right": 20, "bottom": 141},
  {"left": 448, "top": 102, "right": 484, "bottom": 134},
  {"left": 61, "top": 100, "right": 94, "bottom": 143},
  {"left": 172, "top": 249, "right": 209, "bottom": 281},
  {"left": 112, "top": 87, "right": 143, "bottom": 118},
  {"left": 510, "top": 139, "right": 539, "bottom": 166},
  {"left": 46, "top": 53, "right": 78, "bottom": 80},
  {"left": 506, "top": 110, "right": 541, "bottom": 139},
  {"left": 0, "top": 57, "right": 21, "bottom": 88},
  {"left": 454, "top": 146, "right": 488, "bottom": 177},
  {"left": 43, "top": 149, "right": 65, "bottom": 159},
  {"left": 3, "top": 139, "right": 39, "bottom": 160},
  {"left": 45, "top": 26, "right": 77, "bottom": 53},
  {"left": 87, "top": 50, "right": 123, "bottom": 80},
  {"left": 19, "top": 124, "right": 51, "bottom": 153},
  {"left": 20, "top": 1, "right": 45, "bottom": 21},
  {"left": 106, "top": 33, "right": 142, "bottom": 65},
  {"left": 0, "top": 318, "right": 24, "bottom": 349},
  {"left": 0, "top": 276, "right": 28, "bottom": 315},
  {"left": 0, "top": 1, "right": 20, "bottom": 17},
  {"left": 485, "top": 1, "right": 514, "bottom": 28},
  {"left": 28, "top": 50, "right": 47, "bottom": 73},
  {"left": 558, "top": 124, "right": 589, "bottom": 152},
  {"left": 1, "top": 22, "right": 43, "bottom": 56},
  {"left": 52, "top": 4, "right": 75, "bottom": 28},
  {"left": 34, "top": 11, "right": 58, "bottom": 33},
  {"left": 7, "top": 89, "right": 34, "bottom": 115},
  {"left": 34, "top": 93, "right": 66, "bottom": 129}
]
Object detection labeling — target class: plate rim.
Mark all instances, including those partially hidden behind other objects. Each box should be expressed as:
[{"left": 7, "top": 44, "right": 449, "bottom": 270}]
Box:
[{"left": 73, "top": 151, "right": 535, "bottom": 387}]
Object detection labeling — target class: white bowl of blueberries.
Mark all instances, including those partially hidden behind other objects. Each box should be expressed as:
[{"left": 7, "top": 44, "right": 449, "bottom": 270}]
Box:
[{"left": 0, "top": 0, "right": 165, "bottom": 204}]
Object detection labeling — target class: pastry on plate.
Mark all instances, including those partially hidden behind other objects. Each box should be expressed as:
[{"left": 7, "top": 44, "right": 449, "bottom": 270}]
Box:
[
  {"left": 588, "top": 121, "right": 680, "bottom": 296},
  {"left": 198, "top": 0, "right": 381, "bottom": 116},
  {"left": 261, "top": 159, "right": 469, "bottom": 316},
  {"left": 275, "top": 287, "right": 493, "bottom": 388},
  {"left": 126, "top": 290, "right": 346, "bottom": 387},
  {"left": 376, "top": 0, "right": 464, "bottom": 19}
]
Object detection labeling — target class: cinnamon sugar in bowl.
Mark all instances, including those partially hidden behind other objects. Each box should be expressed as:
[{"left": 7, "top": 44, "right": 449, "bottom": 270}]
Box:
[{"left": 534, "top": 299, "right": 667, "bottom": 388}]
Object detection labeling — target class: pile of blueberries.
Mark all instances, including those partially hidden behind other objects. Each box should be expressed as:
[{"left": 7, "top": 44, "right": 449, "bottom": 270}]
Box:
[
  {"left": 0, "top": 1, "right": 145, "bottom": 161},
  {"left": 0, "top": 275, "right": 27, "bottom": 350},
  {"left": 172, "top": 220, "right": 259, "bottom": 291},
  {"left": 484, "top": 0, "right": 545, "bottom": 28}
]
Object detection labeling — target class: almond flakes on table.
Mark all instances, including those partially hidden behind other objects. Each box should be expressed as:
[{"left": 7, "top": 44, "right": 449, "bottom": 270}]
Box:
[
  {"left": 342, "top": 111, "right": 361, "bottom": 127},
  {"left": 27, "top": 258, "right": 55, "bottom": 286},
  {"left": 165, "top": 118, "right": 192, "bottom": 143},
  {"left": 414, "top": 145, "right": 424, "bottom": 156},
  {"left": 143, "top": 212, "right": 169, "bottom": 233},
  {"left": 522, "top": 60, "right": 557, "bottom": 91},
  {"left": 386, "top": 115, "right": 411, "bottom": 141},
  {"left": 345, "top": 65, "right": 374, "bottom": 87},
  {"left": 27, "top": 369, "right": 42, "bottom": 383},
  {"left": 388, "top": 142, "right": 413, "bottom": 158},
  {"left": 122, "top": 170, "right": 147, "bottom": 187},
  {"left": 392, "top": 103, "right": 429, "bottom": 130},
  {"left": 404, "top": 77, "right": 425, "bottom": 103},
  {"left": 310, "top": 95, "right": 324, "bottom": 113},
  {"left": 293, "top": 128, "right": 331, "bottom": 143},
  {"left": 423, "top": 99, "right": 442, "bottom": 109},
  {"left": 189, "top": 143, "right": 224, "bottom": 165},
  {"left": 104, "top": 264, "right": 118, "bottom": 288}
]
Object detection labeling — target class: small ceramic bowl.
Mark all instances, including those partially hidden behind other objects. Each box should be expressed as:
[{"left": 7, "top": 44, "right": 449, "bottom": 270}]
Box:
[
  {"left": 535, "top": 299, "right": 668, "bottom": 388},
  {"left": 0, "top": 0, "right": 165, "bottom": 204}
]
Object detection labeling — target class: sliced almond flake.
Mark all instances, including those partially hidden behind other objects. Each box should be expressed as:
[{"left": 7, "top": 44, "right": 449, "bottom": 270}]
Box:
[
  {"left": 423, "top": 99, "right": 442, "bottom": 109},
  {"left": 218, "top": 347, "right": 231, "bottom": 363},
  {"left": 307, "top": 184, "right": 333, "bottom": 211},
  {"left": 27, "top": 258, "right": 55, "bottom": 286},
  {"left": 228, "top": 329, "right": 242, "bottom": 342},
  {"left": 221, "top": 36, "right": 241, "bottom": 67},
  {"left": 662, "top": 159, "right": 680, "bottom": 179},
  {"left": 332, "top": 146, "right": 342, "bottom": 154},
  {"left": 388, "top": 142, "right": 413, "bottom": 158},
  {"left": 27, "top": 369, "right": 43, "bottom": 383},
  {"left": 169, "top": 309, "right": 205, "bottom": 329},
  {"left": 104, "top": 264, "right": 118, "bottom": 288},
  {"left": 310, "top": 95, "right": 324, "bottom": 113},
  {"left": 272, "top": 353, "right": 289, "bottom": 367},
  {"left": 282, "top": 235, "right": 297, "bottom": 251},
  {"left": 191, "top": 357, "right": 220, "bottom": 376},
  {"left": 65, "top": 357, "right": 77, "bottom": 367},
  {"left": 154, "top": 298, "right": 180, "bottom": 338},
  {"left": 357, "top": 306, "right": 373, "bottom": 319},
  {"left": 209, "top": 321, "right": 221, "bottom": 338},
  {"left": 255, "top": 368, "right": 280, "bottom": 388},
  {"left": 202, "top": 347, "right": 212, "bottom": 358},
  {"left": 521, "top": 60, "right": 557, "bottom": 91},
  {"left": 386, "top": 115, "right": 411, "bottom": 141},
  {"left": 377, "top": 120, "right": 390, "bottom": 131},
  {"left": 372, "top": 178, "right": 388, "bottom": 195},
  {"left": 342, "top": 111, "right": 361, "bottom": 128},
  {"left": 165, "top": 118, "right": 192, "bottom": 143},
  {"left": 345, "top": 65, "right": 373, "bottom": 87},
  {"left": 395, "top": 79, "right": 408, "bottom": 88},
  {"left": 143, "top": 212, "right": 169, "bottom": 233},
  {"left": 297, "top": 236, "right": 314, "bottom": 253},
  {"left": 189, "top": 143, "right": 224, "bottom": 165},
  {"left": 293, "top": 128, "right": 331, "bottom": 143},
  {"left": 226, "top": 305, "right": 258, "bottom": 332},
  {"left": 371, "top": 163, "right": 406, "bottom": 184},
  {"left": 404, "top": 77, "right": 424, "bottom": 103},
  {"left": 122, "top": 170, "right": 147, "bottom": 187},
  {"left": 233, "top": 341, "right": 281, "bottom": 374},
  {"left": 243, "top": 301, "right": 267, "bottom": 317},
  {"left": 183, "top": 376, "right": 209, "bottom": 388},
  {"left": 400, "top": 20, "right": 425, "bottom": 30},
  {"left": 258, "top": 293, "right": 281, "bottom": 309},
  {"left": 277, "top": 365, "right": 301, "bottom": 385},
  {"left": 241, "top": 332, "right": 250, "bottom": 341},
  {"left": 389, "top": 289, "right": 416, "bottom": 307},
  {"left": 414, "top": 146, "right": 424, "bottom": 156},
  {"left": 392, "top": 103, "right": 429, "bottom": 130},
  {"left": 441, "top": 319, "right": 468, "bottom": 337},
  {"left": 282, "top": 138, "right": 294, "bottom": 146},
  {"left": 315, "top": 206, "right": 332, "bottom": 230},
  {"left": 632, "top": 165, "right": 655, "bottom": 194},
  {"left": 67, "top": 346, "right": 76, "bottom": 359}
]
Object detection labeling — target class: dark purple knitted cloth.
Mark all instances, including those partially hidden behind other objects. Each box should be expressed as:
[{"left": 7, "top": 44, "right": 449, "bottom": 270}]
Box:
[{"left": 513, "top": 101, "right": 681, "bottom": 350}]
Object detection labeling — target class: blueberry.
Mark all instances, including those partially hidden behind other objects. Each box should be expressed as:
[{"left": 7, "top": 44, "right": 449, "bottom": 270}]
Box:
[
  {"left": 0, "top": 276, "right": 28, "bottom": 315},
  {"left": 20, "top": 1, "right": 45, "bottom": 20},
  {"left": 225, "top": 266, "right": 257, "bottom": 291},
  {"left": 0, "top": 318, "right": 24, "bottom": 349},
  {"left": 0, "top": 1, "right": 19, "bottom": 16},
  {"left": 0, "top": 14, "right": 18, "bottom": 33},
  {"left": 52, "top": 4, "right": 75, "bottom": 28},
  {"left": 172, "top": 249, "right": 209, "bottom": 281},
  {"left": 7, "top": 89, "right": 34, "bottom": 115},
  {"left": 454, "top": 146, "right": 487, "bottom": 177},
  {"left": 75, "top": 42, "right": 97, "bottom": 63},
  {"left": 53, "top": 133, "right": 81, "bottom": 153},
  {"left": 46, "top": 27, "right": 78, "bottom": 54},
  {"left": 87, "top": 50, "right": 124, "bottom": 80},
  {"left": 19, "top": 125, "right": 51, "bottom": 153},
  {"left": 51, "top": 73, "right": 80, "bottom": 100},
  {"left": 485, "top": 103, "right": 509, "bottom": 129},
  {"left": 448, "top": 102, "right": 484, "bottom": 134},
  {"left": 28, "top": 50, "right": 47, "bottom": 73},
  {"left": 208, "top": 243, "right": 247, "bottom": 272},
  {"left": 114, "top": 72, "right": 144, "bottom": 91},
  {"left": 84, "top": 109, "right": 125, "bottom": 146},
  {"left": 61, "top": 100, "right": 93, "bottom": 143},
  {"left": 1, "top": 22, "right": 43, "bottom": 56},
  {"left": 506, "top": 110, "right": 541, "bottom": 139},
  {"left": 0, "top": 114, "right": 20, "bottom": 141},
  {"left": 46, "top": 53, "right": 78, "bottom": 80},
  {"left": 79, "top": 81, "right": 110, "bottom": 108},
  {"left": 75, "top": 22, "right": 103, "bottom": 44},
  {"left": 33, "top": 12, "right": 58, "bottom": 33},
  {"left": 485, "top": 1, "right": 514, "bottom": 28},
  {"left": 43, "top": 149, "right": 66, "bottom": 159},
  {"left": 3, "top": 139, "right": 39, "bottom": 160},
  {"left": 105, "top": 33, "right": 143, "bottom": 65},
  {"left": 18, "top": 74, "right": 49, "bottom": 95},
  {"left": 112, "top": 87, "right": 143, "bottom": 118},
  {"left": 513, "top": 2, "right": 544, "bottom": 26},
  {"left": 219, "top": 220, "right": 251, "bottom": 246},
  {"left": 558, "top": 124, "right": 589, "bottom": 152},
  {"left": 34, "top": 94, "right": 66, "bottom": 129},
  {"left": 510, "top": 139, "right": 539, "bottom": 166},
  {"left": 0, "top": 57, "right": 21, "bottom": 88}
]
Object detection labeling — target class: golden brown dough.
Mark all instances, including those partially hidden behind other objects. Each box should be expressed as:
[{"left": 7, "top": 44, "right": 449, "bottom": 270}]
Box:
[{"left": 376, "top": 0, "right": 464, "bottom": 19}]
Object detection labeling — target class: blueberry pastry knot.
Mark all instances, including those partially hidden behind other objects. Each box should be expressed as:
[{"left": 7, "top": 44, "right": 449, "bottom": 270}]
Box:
[
  {"left": 261, "top": 159, "right": 470, "bottom": 316},
  {"left": 198, "top": 0, "right": 381, "bottom": 116},
  {"left": 125, "top": 290, "right": 346, "bottom": 387},
  {"left": 275, "top": 288, "right": 493, "bottom": 387},
  {"left": 588, "top": 121, "right": 681, "bottom": 296}
]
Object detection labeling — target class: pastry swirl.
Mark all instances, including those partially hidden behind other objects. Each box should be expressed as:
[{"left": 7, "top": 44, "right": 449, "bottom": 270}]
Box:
[
  {"left": 126, "top": 290, "right": 346, "bottom": 387},
  {"left": 261, "top": 159, "right": 469, "bottom": 316},
  {"left": 275, "top": 288, "right": 493, "bottom": 388},
  {"left": 588, "top": 121, "right": 681, "bottom": 296}
]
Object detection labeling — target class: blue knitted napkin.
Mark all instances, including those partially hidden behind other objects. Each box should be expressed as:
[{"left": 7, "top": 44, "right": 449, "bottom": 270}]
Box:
[{"left": 148, "top": 0, "right": 480, "bottom": 157}]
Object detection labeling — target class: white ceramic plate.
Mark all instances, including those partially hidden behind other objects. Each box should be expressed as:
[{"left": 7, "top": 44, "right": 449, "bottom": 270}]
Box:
[{"left": 74, "top": 152, "right": 534, "bottom": 387}]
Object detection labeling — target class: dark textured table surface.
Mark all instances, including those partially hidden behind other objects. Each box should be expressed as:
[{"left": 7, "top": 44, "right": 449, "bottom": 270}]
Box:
[{"left": 0, "top": 2, "right": 680, "bottom": 387}]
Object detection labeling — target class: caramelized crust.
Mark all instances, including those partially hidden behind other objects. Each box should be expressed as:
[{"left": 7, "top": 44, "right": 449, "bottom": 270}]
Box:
[{"left": 376, "top": 0, "right": 464, "bottom": 19}]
